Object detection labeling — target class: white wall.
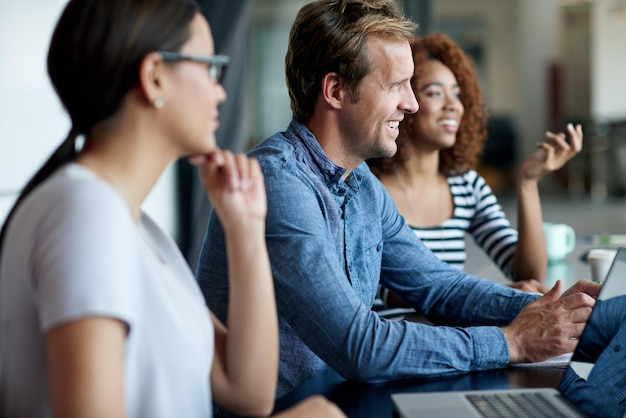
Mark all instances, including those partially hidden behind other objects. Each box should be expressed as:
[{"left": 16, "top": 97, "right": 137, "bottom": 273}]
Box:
[
  {"left": 0, "top": 1, "right": 177, "bottom": 237},
  {"left": 592, "top": 0, "right": 626, "bottom": 120},
  {"left": 0, "top": 0, "right": 69, "bottom": 223},
  {"left": 516, "top": 0, "right": 560, "bottom": 162}
]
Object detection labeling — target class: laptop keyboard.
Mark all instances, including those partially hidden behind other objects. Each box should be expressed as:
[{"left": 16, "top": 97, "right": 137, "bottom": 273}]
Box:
[{"left": 466, "top": 392, "right": 570, "bottom": 418}]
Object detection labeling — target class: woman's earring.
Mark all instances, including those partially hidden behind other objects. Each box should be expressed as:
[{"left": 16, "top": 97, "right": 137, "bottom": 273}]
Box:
[{"left": 154, "top": 98, "right": 165, "bottom": 109}]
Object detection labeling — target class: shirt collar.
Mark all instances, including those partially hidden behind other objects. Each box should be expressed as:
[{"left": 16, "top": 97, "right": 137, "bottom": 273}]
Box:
[{"left": 288, "top": 118, "right": 346, "bottom": 186}]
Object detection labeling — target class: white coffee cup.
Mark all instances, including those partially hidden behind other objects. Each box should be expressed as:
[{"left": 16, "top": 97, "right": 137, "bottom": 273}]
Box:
[
  {"left": 543, "top": 222, "right": 576, "bottom": 261},
  {"left": 588, "top": 248, "right": 617, "bottom": 283}
]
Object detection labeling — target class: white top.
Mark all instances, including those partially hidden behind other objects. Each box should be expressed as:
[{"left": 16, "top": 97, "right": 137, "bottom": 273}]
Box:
[{"left": 0, "top": 164, "right": 214, "bottom": 418}]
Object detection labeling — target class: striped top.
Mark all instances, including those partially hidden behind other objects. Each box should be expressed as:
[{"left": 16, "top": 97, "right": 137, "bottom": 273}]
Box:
[
  {"left": 374, "top": 170, "right": 518, "bottom": 318},
  {"left": 410, "top": 170, "right": 517, "bottom": 280}
]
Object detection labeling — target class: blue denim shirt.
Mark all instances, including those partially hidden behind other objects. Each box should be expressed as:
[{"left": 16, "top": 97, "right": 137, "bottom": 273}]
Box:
[{"left": 197, "top": 119, "right": 539, "bottom": 397}]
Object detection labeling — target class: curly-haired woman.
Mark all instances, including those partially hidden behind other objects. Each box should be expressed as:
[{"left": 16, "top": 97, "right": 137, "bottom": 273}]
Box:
[{"left": 368, "top": 33, "right": 582, "bottom": 312}]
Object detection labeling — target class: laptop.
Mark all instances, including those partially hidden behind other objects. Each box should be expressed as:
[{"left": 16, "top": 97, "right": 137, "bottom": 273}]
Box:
[{"left": 392, "top": 247, "right": 626, "bottom": 418}]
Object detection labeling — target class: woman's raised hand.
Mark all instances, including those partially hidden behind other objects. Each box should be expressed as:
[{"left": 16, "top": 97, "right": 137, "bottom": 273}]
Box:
[{"left": 519, "top": 123, "right": 583, "bottom": 182}]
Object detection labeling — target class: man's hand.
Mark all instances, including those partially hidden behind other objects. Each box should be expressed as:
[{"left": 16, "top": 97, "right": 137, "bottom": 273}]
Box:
[
  {"left": 560, "top": 279, "right": 601, "bottom": 300},
  {"left": 502, "top": 280, "right": 597, "bottom": 363}
]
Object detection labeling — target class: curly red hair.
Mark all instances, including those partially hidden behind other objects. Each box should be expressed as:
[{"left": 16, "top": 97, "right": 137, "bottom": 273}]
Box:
[{"left": 368, "top": 33, "right": 488, "bottom": 176}]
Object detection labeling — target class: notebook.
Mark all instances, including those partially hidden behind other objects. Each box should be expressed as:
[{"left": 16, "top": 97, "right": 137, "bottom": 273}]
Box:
[{"left": 392, "top": 246, "right": 626, "bottom": 418}]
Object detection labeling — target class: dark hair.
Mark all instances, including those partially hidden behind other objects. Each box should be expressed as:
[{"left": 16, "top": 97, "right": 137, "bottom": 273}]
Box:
[
  {"left": 368, "top": 33, "right": 488, "bottom": 177},
  {"left": 285, "top": 0, "right": 417, "bottom": 122},
  {"left": 0, "top": 0, "right": 199, "bottom": 255}
]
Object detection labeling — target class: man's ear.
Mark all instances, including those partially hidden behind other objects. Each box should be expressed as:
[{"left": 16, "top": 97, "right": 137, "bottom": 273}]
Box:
[
  {"left": 138, "top": 52, "right": 166, "bottom": 106},
  {"left": 320, "top": 72, "right": 348, "bottom": 109}
]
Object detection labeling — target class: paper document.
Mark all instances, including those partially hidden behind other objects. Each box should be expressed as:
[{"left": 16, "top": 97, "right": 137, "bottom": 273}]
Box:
[{"left": 509, "top": 352, "right": 573, "bottom": 368}]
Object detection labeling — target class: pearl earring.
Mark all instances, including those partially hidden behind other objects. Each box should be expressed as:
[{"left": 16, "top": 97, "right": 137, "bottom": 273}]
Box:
[{"left": 154, "top": 98, "right": 165, "bottom": 109}]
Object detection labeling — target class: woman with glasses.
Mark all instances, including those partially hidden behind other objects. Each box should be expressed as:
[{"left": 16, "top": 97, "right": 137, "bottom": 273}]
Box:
[{"left": 0, "top": 0, "right": 343, "bottom": 417}]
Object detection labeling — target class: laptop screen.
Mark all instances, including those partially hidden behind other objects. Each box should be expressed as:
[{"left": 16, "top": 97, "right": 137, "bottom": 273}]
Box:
[{"left": 559, "top": 247, "right": 626, "bottom": 418}]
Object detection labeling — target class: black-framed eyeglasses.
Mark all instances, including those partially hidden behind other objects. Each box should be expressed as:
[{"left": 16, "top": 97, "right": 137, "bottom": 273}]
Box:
[{"left": 158, "top": 51, "right": 230, "bottom": 84}]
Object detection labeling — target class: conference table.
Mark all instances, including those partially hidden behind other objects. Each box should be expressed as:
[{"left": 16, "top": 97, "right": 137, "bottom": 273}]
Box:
[
  {"left": 273, "top": 234, "right": 621, "bottom": 417},
  {"left": 273, "top": 364, "right": 568, "bottom": 417}
]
